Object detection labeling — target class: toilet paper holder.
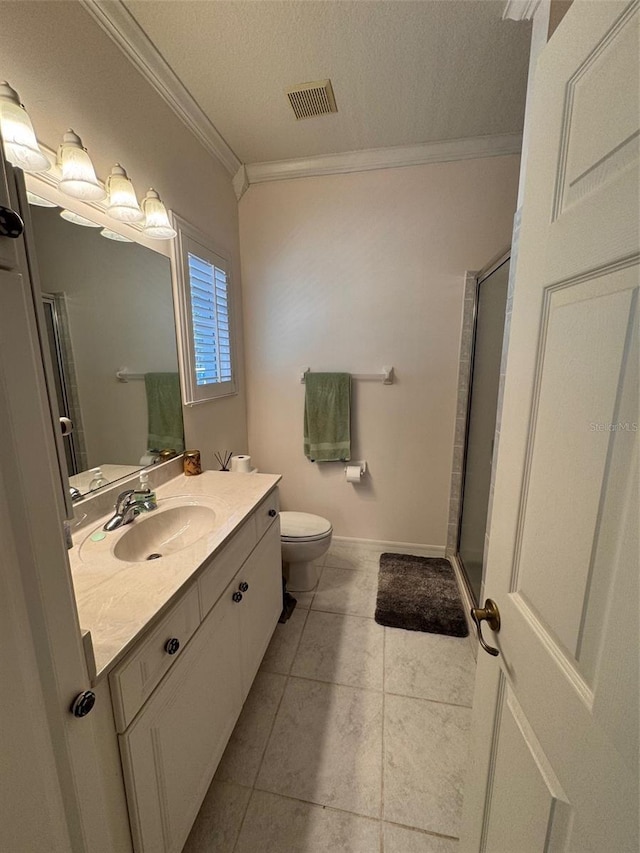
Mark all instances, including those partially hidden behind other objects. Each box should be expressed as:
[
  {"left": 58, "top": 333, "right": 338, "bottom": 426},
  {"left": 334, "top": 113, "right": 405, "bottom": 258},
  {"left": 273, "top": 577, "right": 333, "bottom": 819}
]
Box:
[{"left": 345, "top": 460, "right": 367, "bottom": 481}]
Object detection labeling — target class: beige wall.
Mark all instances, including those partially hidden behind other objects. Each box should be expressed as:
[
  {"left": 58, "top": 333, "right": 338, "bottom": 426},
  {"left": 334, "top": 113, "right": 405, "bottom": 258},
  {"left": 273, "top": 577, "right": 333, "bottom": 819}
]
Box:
[
  {"left": 0, "top": 1, "right": 247, "bottom": 469},
  {"left": 240, "top": 157, "right": 520, "bottom": 545}
]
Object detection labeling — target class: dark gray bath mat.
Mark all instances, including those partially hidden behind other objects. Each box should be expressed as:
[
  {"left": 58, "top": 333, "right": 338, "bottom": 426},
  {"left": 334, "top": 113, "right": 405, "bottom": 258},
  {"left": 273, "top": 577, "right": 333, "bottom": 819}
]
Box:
[{"left": 375, "top": 553, "right": 469, "bottom": 637}]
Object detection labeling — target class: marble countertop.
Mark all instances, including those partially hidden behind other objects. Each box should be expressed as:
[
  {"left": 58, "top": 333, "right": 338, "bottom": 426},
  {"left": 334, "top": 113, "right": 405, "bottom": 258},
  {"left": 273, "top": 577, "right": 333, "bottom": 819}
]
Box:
[{"left": 68, "top": 471, "right": 281, "bottom": 682}]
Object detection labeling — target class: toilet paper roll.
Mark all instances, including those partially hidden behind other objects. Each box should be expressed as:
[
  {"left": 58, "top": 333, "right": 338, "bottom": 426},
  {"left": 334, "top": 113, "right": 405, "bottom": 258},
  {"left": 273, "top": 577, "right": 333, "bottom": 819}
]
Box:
[
  {"left": 230, "top": 454, "right": 252, "bottom": 473},
  {"left": 346, "top": 464, "right": 363, "bottom": 483}
]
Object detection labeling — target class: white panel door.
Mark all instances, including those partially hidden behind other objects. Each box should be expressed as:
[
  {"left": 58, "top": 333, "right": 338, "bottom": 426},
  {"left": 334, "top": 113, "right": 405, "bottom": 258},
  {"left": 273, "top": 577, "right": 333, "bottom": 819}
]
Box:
[{"left": 461, "top": 3, "right": 639, "bottom": 851}]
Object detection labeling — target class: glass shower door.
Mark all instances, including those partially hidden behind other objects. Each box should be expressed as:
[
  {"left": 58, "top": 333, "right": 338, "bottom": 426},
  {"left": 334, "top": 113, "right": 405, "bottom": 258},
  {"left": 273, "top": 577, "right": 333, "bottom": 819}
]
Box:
[{"left": 458, "top": 258, "right": 510, "bottom": 602}]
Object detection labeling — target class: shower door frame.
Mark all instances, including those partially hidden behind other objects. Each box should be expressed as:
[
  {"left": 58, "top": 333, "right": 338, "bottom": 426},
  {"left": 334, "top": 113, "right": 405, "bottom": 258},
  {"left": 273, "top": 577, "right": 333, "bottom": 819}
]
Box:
[{"left": 446, "top": 248, "right": 511, "bottom": 613}]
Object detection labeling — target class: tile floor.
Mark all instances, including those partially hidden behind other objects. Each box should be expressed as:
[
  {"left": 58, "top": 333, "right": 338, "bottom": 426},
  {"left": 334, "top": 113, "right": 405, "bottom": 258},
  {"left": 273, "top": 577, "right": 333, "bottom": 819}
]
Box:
[{"left": 183, "top": 543, "right": 476, "bottom": 853}]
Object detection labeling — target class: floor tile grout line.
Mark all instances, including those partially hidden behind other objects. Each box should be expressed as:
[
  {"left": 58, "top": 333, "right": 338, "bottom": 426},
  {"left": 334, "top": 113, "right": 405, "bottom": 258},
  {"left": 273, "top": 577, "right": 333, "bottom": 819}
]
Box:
[
  {"left": 247, "top": 671, "right": 290, "bottom": 790},
  {"left": 233, "top": 605, "right": 313, "bottom": 849},
  {"left": 382, "top": 818, "right": 461, "bottom": 842},
  {"left": 262, "top": 664, "right": 472, "bottom": 711},
  {"left": 260, "top": 670, "right": 473, "bottom": 711},
  {"left": 306, "top": 607, "right": 380, "bottom": 623},
  {"left": 254, "top": 604, "right": 312, "bottom": 770},
  {"left": 229, "top": 783, "right": 462, "bottom": 846},
  {"left": 383, "top": 689, "right": 474, "bottom": 710},
  {"left": 283, "top": 671, "right": 384, "bottom": 694},
  {"left": 229, "top": 783, "right": 255, "bottom": 853},
  {"left": 251, "top": 783, "right": 383, "bottom": 824}
]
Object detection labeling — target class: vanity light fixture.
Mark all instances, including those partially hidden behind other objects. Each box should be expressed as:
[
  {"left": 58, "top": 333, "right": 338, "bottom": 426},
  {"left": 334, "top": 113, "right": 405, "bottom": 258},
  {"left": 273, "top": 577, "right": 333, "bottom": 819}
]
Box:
[
  {"left": 141, "top": 189, "right": 177, "bottom": 239},
  {"left": 57, "top": 129, "right": 106, "bottom": 201},
  {"left": 105, "top": 164, "right": 143, "bottom": 223},
  {"left": 60, "top": 209, "right": 101, "bottom": 227},
  {"left": 100, "top": 227, "right": 133, "bottom": 242},
  {"left": 0, "top": 81, "right": 50, "bottom": 173},
  {"left": 26, "top": 191, "right": 57, "bottom": 208}
]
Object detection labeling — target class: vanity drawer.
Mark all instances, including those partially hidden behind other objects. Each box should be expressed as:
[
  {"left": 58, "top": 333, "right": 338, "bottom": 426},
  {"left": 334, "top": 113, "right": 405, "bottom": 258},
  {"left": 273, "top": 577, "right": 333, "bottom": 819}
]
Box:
[
  {"left": 110, "top": 585, "right": 200, "bottom": 732},
  {"left": 254, "top": 489, "right": 280, "bottom": 541},
  {"left": 199, "top": 514, "right": 257, "bottom": 619}
]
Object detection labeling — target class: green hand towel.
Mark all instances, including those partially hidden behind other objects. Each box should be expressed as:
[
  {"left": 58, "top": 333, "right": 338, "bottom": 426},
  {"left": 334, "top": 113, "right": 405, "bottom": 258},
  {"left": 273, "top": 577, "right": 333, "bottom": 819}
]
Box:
[
  {"left": 145, "top": 373, "right": 184, "bottom": 453},
  {"left": 303, "top": 372, "right": 351, "bottom": 462}
]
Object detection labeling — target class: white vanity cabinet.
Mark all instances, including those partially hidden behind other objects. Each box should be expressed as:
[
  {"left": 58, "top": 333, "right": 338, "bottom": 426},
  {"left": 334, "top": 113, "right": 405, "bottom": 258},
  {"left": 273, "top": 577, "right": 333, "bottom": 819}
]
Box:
[{"left": 111, "top": 490, "right": 281, "bottom": 853}]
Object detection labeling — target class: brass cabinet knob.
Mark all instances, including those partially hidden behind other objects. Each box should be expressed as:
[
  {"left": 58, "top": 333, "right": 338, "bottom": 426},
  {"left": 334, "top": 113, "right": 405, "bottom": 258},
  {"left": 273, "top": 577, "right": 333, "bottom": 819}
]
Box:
[{"left": 470, "top": 599, "right": 501, "bottom": 657}]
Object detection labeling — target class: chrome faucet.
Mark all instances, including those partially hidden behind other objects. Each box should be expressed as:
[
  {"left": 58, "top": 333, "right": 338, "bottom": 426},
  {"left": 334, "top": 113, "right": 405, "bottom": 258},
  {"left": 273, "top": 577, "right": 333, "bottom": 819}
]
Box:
[{"left": 103, "top": 489, "right": 142, "bottom": 532}]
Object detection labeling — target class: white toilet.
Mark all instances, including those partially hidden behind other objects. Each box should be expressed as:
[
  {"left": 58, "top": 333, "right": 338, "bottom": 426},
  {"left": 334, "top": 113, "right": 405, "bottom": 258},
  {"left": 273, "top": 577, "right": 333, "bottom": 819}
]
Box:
[{"left": 280, "top": 511, "right": 333, "bottom": 592}]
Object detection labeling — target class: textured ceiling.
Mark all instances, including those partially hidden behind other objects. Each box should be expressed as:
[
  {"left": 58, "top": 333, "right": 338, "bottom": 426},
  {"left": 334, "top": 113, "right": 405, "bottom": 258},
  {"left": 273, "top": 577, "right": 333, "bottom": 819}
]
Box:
[{"left": 124, "top": 0, "right": 531, "bottom": 165}]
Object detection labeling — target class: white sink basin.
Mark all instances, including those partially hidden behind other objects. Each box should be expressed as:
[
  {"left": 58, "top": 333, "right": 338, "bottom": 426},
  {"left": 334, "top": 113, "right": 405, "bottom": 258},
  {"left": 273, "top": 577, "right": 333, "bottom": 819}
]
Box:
[{"left": 113, "top": 504, "right": 217, "bottom": 562}]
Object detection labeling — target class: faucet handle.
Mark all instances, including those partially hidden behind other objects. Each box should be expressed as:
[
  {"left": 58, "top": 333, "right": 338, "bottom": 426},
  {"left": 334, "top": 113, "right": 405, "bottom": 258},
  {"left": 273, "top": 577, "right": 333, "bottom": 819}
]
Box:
[{"left": 115, "top": 489, "right": 136, "bottom": 510}]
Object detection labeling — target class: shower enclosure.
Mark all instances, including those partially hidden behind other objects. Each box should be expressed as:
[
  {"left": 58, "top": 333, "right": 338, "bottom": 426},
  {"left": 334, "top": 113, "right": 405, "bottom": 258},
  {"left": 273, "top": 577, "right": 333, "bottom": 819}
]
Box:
[{"left": 456, "top": 254, "right": 510, "bottom": 603}]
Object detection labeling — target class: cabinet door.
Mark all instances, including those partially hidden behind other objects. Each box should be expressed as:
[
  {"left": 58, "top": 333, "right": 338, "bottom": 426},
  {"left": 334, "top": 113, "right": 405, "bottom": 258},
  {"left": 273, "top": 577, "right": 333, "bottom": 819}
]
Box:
[
  {"left": 237, "top": 521, "right": 282, "bottom": 697},
  {"left": 119, "top": 589, "right": 243, "bottom": 853}
]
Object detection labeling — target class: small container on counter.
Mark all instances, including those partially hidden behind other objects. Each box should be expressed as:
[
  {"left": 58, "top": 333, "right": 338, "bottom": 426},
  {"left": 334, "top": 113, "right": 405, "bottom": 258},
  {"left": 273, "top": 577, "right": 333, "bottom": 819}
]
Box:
[
  {"left": 183, "top": 450, "right": 202, "bottom": 476},
  {"left": 158, "top": 448, "right": 178, "bottom": 461}
]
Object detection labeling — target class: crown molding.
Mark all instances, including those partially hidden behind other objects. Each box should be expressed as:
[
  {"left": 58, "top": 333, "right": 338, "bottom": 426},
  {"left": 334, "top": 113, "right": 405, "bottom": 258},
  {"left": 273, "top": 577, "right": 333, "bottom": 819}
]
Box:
[
  {"left": 232, "top": 165, "right": 249, "bottom": 201},
  {"left": 502, "top": 0, "right": 541, "bottom": 21},
  {"left": 245, "top": 133, "right": 523, "bottom": 186},
  {"left": 79, "top": 0, "right": 241, "bottom": 176}
]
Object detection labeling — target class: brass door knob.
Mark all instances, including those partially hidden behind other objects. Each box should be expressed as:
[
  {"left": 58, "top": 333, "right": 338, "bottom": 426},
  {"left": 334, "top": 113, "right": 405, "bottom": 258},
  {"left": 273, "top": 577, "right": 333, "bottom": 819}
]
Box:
[{"left": 470, "top": 599, "right": 501, "bottom": 657}]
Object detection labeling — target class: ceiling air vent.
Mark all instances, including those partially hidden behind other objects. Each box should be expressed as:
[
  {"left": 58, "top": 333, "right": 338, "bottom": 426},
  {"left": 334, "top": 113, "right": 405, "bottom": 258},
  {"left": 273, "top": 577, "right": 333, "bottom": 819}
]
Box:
[{"left": 286, "top": 79, "right": 338, "bottom": 120}]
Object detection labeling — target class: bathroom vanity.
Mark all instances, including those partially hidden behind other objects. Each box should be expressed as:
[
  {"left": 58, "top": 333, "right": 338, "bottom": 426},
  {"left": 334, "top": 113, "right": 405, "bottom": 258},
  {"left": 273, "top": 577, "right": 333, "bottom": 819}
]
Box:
[{"left": 68, "top": 470, "right": 282, "bottom": 853}]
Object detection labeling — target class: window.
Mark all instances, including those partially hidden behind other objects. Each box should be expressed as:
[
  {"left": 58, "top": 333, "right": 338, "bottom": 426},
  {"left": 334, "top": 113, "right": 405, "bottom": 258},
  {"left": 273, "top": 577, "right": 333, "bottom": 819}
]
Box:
[{"left": 172, "top": 216, "right": 237, "bottom": 404}]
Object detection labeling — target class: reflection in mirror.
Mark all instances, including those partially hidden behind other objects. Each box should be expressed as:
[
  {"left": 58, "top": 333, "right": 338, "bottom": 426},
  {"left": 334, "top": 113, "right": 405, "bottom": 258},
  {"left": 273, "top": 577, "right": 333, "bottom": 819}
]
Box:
[{"left": 31, "top": 204, "right": 184, "bottom": 498}]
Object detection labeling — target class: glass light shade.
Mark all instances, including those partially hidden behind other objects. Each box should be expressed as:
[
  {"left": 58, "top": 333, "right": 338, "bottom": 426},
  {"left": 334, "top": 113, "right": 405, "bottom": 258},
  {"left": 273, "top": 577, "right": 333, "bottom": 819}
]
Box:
[
  {"left": 57, "top": 130, "right": 106, "bottom": 201},
  {"left": 60, "top": 209, "right": 101, "bottom": 227},
  {"left": 100, "top": 227, "right": 133, "bottom": 242},
  {"left": 27, "top": 191, "right": 57, "bottom": 208},
  {"left": 106, "top": 164, "right": 143, "bottom": 222},
  {"left": 0, "top": 82, "right": 50, "bottom": 172},
  {"left": 142, "top": 189, "right": 176, "bottom": 239}
]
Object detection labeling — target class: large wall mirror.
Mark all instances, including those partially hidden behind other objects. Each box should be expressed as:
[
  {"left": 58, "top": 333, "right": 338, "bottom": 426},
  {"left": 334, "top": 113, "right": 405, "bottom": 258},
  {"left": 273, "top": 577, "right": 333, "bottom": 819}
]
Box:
[{"left": 29, "top": 200, "right": 184, "bottom": 499}]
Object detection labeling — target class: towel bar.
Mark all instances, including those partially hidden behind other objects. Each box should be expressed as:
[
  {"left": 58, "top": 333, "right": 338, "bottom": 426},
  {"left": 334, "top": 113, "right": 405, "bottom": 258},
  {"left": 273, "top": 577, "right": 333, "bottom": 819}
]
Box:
[
  {"left": 300, "top": 366, "right": 393, "bottom": 385},
  {"left": 116, "top": 368, "right": 145, "bottom": 382}
]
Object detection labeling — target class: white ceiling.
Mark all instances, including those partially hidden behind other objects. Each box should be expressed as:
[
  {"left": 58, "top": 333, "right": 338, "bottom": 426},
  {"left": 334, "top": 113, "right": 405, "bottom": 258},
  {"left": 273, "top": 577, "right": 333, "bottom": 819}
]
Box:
[{"left": 123, "top": 0, "right": 531, "bottom": 166}]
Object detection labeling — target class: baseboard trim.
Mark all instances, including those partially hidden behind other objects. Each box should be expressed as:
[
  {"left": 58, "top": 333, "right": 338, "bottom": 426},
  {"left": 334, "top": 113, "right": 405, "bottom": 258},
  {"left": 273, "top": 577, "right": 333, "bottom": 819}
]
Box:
[{"left": 330, "top": 535, "right": 445, "bottom": 558}]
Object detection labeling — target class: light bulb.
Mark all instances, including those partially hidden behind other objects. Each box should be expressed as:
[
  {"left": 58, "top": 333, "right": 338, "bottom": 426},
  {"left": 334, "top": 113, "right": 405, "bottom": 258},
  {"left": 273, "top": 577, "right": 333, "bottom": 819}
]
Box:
[
  {"left": 0, "top": 81, "right": 50, "bottom": 173},
  {"left": 106, "top": 164, "right": 143, "bottom": 222},
  {"left": 57, "top": 130, "right": 106, "bottom": 201},
  {"left": 142, "top": 189, "right": 176, "bottom": 239}
]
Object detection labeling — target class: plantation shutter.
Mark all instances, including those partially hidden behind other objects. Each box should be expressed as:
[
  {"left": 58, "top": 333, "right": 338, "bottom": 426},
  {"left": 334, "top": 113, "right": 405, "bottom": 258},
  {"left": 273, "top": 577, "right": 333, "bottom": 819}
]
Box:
[
  {"left": 174, "top": 221, "right": 236, "bottom": 405},
  {"left": 187, "top": 253, "right": 232, "bottom": 386}
]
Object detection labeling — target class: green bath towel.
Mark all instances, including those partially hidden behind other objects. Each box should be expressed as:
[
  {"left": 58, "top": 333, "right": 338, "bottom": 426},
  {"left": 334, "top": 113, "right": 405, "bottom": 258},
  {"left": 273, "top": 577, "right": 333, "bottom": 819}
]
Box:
[
  {"left": 303, "top": 372, "right": 351, "bottom": 462},
  {"left": 145, "top": 373, "right": 184, "bottom": 453}
]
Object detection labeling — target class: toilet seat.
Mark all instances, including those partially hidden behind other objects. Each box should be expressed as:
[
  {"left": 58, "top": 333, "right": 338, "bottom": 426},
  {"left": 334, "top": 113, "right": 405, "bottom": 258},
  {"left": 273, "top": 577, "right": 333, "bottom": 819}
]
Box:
[{"left": 280, "top": 511, "right": 332, "bottom": 543}]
